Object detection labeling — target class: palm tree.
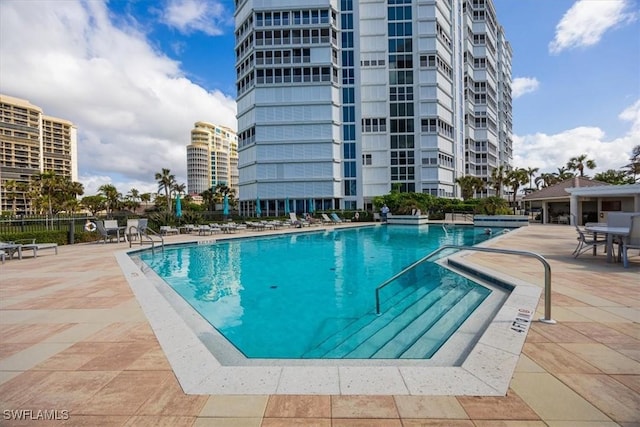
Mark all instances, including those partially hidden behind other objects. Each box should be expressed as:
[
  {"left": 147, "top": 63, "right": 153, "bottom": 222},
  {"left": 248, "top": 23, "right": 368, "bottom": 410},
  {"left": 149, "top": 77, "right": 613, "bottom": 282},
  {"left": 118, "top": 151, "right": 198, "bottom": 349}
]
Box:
[
  {"left": 34, "top": 171, "right": 60, "bottom": 220},
  {"left": 490, "top": 165, "right": 507, "bottom": 197},
  {"left": 98, "top": 184, "right": 121, "bottom": 215},
  {"left": 61, "top": 180, "right": 84, "bottom": 213},
  {"left": 553, "top": 167, "right": 574, "bottom": 181},
  {"left": 200, "top": 188, "right": 215, "bottom": 211},
  {"left": 624, "top": 145, "right": 640, "bottom": 183},
  {"left": 155, "top": 168, "right": 176, "bottom": 212},
  {"left": 3, "top": 179, "right": 18, "bottom": 214},
  {"left": 566, "top": 154, "right": 596, "bottom": 177},
  {"left": 455, "top": 175, "right": 485, "bottom": 200},
  {"left": 524, "top": 167, "right": 539, "bottom": 191},
  {"left": 505, "top": 168, "right": 529, "bottom": 213}
]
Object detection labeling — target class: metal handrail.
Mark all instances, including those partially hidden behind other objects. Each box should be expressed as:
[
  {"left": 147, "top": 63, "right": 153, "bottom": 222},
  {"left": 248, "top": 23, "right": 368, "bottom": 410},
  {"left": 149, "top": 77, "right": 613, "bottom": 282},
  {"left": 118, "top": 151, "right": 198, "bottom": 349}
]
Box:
[
  {"left": 128, "top": 225, "right": 164, "bottom": 252},
  {"left": 374, "top": 245, "right": 555, "bottom": 324}
]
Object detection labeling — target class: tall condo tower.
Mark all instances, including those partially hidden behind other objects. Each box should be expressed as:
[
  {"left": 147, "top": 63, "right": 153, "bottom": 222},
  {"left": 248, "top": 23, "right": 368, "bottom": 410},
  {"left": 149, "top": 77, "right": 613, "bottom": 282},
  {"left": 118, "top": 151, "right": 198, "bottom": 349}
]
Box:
[
  {"left": 234, "top": 0, "right": 512, "bottom": 215},
  {"left": 0, "top": 94, "right": 78, "bottom": 214},
  {"left": 186, "top": 122, "right": 239, "bottom": 196}
]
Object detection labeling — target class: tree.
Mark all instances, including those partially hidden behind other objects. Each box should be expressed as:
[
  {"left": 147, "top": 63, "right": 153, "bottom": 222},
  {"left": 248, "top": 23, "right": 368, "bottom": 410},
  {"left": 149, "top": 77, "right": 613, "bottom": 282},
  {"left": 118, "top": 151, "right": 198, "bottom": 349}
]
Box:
[
  {"left": 98, "top": 184, "right": 121, "bottom": 215},
  {"left": 624, "top": 145, "right": 640, "bottom": 183},
  {"left": 155, "top": 168, "right": 176, "bottom": 212},
  {"left": 200, "top": 188, "right": 215, "bottom": 211},
  {"left": 505, "top": 168, "right": 529, "bottom": 213},
  {"left": 490, "top": 165, "right": 507, "bottom": 197},
  {"left": 125, "top": 188, "right": 141, "bottom": 212},
  {"left": 553, "top": 166, "right": 574, "bottom": 181},
  {"left": 593, "top": 169, "right": 635, "bottom": 185},
  {"left": 3, "top": 179, "right": 18, "bottom": 213},
  {"left": 524, "top": 167, "right": 539, "bottom": 191},
  {"left": 455, "top": 176, "right": 485, "bottom": 200},
  {"left": 81, "top": 195, "right": 107, "bottom": 215},
  {"left": 566, "top": 154, "right": 596, "bottom": 177},
  {"left": 34, "top": 171, "right": 60, "bottom": 218}
]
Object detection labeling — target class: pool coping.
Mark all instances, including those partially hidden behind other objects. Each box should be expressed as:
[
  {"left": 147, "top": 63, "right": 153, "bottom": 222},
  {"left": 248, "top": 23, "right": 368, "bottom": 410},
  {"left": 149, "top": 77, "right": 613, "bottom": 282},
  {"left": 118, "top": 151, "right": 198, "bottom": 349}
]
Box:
[{"left": 116, "top": 226, "right": 541, "bottom": 395}]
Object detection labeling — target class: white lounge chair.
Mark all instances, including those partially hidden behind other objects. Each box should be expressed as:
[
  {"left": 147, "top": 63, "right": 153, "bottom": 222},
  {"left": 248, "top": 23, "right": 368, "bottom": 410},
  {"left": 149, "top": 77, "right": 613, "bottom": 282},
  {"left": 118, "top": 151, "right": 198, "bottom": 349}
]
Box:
[{"left": 159, "top": 225, "right": 179, "bottom": 235}]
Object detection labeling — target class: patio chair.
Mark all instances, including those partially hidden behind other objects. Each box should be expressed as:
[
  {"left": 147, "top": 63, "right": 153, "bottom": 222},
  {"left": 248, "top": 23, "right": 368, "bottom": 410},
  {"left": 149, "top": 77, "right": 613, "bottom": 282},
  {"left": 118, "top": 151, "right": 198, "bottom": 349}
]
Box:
[
  {"left": 95, "top": 220, "right": 123, "bottom": 243},
  {"left": 321, "top": 213, "right": 334, "bottom": 224},
  {"left": 622, "top": 214, "right": 640, "bottom": 268},
  {"left": 573, "top": 226, "right": 607, "bottom": 259}
]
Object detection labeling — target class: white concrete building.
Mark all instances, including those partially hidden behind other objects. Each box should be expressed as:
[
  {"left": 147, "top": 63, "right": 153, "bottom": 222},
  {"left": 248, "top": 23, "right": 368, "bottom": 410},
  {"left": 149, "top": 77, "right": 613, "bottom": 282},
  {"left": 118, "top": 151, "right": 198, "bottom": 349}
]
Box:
[{"left": 234, "top": 0, "right": 512, "bottom": 215}]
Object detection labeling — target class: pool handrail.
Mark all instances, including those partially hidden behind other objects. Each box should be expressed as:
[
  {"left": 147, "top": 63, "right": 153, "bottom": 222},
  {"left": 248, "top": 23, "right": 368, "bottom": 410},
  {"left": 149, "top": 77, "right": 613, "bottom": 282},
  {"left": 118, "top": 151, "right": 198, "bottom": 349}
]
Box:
[{"left": 374, "top": 245, "right": 555, "bottom": 324}]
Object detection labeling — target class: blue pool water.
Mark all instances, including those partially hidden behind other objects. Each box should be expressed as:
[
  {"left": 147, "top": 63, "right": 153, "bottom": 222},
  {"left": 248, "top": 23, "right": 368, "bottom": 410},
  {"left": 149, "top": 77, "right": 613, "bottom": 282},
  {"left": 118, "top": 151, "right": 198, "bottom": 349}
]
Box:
[{"left": 137, "top": 225, "right": 495, "bottom": 359}]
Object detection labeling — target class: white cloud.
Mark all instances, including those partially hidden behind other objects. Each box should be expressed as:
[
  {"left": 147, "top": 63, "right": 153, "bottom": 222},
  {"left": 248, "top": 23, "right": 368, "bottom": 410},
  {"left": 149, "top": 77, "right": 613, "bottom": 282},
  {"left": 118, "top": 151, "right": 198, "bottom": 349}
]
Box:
[
  {"left": 512, "top": 77, "right": 540, "bottom": 99},
  {"left": 513, "top": 100, "right": 640, "bottom": 176},
  {"left": 0, "top": 0, "right": 236, "bottom": 196},
  {"left": 549, "top": 0, "right": 637, "bottom": 54},
  {"left": 161, "top": 0, "right": 228, "bottom": 36}
]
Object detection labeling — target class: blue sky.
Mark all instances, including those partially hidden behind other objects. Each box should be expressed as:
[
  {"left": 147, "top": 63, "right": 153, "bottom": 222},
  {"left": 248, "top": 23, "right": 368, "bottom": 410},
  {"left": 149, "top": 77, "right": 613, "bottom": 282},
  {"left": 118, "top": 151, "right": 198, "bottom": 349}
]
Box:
[{"left": 0, "top": 0, "right": 638, "bottom": 196}]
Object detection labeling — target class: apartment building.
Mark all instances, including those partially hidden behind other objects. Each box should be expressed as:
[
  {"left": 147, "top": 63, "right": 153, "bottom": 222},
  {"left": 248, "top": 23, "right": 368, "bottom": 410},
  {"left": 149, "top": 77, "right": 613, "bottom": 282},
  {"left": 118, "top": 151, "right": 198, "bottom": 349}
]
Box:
[
  {"left": 186, "top": 122, "right": 239, "bottom": 196},
  {"left": 0, "top": 94, "right": 78, "bottom": 214},
  {"left": 234, "top": 0, "right": 512, "bottom": 215}
]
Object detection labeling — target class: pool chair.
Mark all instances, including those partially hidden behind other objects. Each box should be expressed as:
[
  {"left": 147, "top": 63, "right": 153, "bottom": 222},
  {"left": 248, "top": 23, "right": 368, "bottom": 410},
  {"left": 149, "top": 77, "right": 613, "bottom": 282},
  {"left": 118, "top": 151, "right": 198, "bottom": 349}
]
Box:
[
  {"left": 289, "top": 212, "right": 310, "bottom": 227},
  {"left": 12, "top": 239, "right": 58, "bottom": 258},
  {"left": 622, "top": 214, "right": 640, "bottom": 268},
  {"left": 573, "top": 225, "right": 607, "bottom": 259},
  {"left": 321, "top": 213, "right": 334, "bottom": 224},
  {"left": 159, "top": 225, "right": 179, "bottom": 235},
  {"left": 95, "top": 221, "right": 125, "bottom": 243},
  {"left": 330, "top": 212, "right": 343, "bottom": 223}
]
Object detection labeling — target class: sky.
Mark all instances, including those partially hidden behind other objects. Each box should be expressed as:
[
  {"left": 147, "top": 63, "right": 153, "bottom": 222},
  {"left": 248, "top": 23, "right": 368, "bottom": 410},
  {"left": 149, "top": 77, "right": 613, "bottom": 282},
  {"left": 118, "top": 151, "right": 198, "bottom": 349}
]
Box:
[{"left": 0, "top": 0, "right": 638, "bottom": 197}]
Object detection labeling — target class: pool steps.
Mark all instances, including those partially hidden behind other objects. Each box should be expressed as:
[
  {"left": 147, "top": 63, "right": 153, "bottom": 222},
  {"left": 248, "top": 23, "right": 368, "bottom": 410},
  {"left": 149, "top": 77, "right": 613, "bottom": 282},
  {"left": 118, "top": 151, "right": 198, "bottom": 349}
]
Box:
[{"left": 302, "top": 276, "right": 489, "bottom": 359}]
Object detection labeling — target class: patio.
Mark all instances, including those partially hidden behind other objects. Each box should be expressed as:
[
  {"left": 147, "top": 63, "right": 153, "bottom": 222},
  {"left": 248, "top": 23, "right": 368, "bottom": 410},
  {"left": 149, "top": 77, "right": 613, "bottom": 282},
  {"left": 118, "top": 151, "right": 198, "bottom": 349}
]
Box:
[{"left": 0, "top": 224, "right": 638, "bottom": 425}]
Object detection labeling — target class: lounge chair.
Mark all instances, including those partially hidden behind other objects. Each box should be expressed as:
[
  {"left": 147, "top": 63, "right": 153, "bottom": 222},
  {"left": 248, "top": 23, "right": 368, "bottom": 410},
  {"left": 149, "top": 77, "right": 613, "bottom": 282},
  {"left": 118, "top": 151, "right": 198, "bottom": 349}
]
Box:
[
  {"left": 330, "top": 213, "right": 343, "bottom": 223},
  {"left": 159, "top": 225, "right": 179, "bottom": 235},
  {"left": 13, "top": 239, "right": 58, "bottom": 258},
  {"left": 289, "top": 212, "right": 310, "bottom": 227},
  {"left": 321, "top": 213, "right": 334, "bottom": 224},
  {"left": 0, "top": 241, "right": 23, "bottom": 260},
  {"left": 0, "top": 250, "right": 5, "bottom": 264},
  {"left": 622, "top": 214, "right": 640, "bottom": 268}
]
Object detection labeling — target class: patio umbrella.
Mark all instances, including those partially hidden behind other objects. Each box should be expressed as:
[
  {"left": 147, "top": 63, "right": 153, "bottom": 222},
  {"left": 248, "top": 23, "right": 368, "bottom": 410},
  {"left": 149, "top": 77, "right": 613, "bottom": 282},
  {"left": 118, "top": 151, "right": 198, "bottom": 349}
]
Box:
[
  {"left": 284, "top": 197, "right": 290, "bottom": 215},
  {"left": 175, "top": 194, "right": 182, "bottom": 218},
  {"left": 308, "top": 198, "right": 315, "bottom": 214},
  {"left": 255, "top": 197, "right": 262, "bottom": 217},
  {"left": 223, "top": 194, "right": 229, "bottom": 218}
]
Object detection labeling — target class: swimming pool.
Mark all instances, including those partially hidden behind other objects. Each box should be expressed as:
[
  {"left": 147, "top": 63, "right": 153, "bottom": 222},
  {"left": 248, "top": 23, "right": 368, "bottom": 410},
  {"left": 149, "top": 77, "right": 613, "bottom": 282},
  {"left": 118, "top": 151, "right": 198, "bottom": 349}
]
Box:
[{"left": 136, "top": 225, "right": 498, "bottom": 359}]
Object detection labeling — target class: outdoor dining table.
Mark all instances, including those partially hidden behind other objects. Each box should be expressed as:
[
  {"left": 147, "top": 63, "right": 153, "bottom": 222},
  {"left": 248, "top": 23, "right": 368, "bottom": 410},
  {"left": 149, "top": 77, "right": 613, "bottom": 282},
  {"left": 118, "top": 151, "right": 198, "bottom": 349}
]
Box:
[{"left": 585, "top": 225, "right": 630, "bottom": 263}]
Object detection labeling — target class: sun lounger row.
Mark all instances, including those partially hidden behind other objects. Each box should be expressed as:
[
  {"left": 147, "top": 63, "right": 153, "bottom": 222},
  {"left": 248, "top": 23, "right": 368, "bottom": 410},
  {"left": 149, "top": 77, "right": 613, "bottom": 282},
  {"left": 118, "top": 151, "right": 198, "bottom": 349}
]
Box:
[{"left": 0, "top": 239, "right": 58, "bottom": 262}]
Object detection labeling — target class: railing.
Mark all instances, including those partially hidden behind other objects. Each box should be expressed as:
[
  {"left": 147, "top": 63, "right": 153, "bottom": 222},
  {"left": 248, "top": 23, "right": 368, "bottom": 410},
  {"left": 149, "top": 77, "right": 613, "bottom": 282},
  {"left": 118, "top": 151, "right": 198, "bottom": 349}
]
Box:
[
  {"left": 374, "top": 245, "right": 555, "bottom": 324},
  {"left": 128, "top": 226, "right": 164, "bottom": 252}
]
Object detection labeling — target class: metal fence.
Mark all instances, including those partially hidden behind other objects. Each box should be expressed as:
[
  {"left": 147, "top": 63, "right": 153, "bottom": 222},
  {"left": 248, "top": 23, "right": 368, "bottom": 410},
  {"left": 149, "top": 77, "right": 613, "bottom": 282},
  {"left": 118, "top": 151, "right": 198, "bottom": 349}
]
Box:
[{"left": 0, "top": 214, "right": 91, "bottom": 235}]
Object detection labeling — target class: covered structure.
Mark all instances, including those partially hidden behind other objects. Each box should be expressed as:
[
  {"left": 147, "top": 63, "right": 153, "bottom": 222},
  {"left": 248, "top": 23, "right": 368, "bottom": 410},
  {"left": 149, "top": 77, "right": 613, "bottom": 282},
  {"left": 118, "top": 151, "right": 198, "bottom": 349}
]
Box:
[{"left": 523, "top": 178, "right": 640, "bottom": 225}]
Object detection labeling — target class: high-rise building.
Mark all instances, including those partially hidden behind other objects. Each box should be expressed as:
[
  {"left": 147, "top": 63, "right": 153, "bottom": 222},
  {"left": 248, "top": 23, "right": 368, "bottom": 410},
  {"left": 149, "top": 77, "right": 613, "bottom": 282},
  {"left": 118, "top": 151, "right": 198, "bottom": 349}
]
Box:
[
  {"left": 0, "top": 94, "right": 78, "bottom": 214},
  {"left": 186, "top": 122, "right": 239, "bottom": 196},
  {"left": 234, "top": 0, "right": 512, "bottom": 215}
]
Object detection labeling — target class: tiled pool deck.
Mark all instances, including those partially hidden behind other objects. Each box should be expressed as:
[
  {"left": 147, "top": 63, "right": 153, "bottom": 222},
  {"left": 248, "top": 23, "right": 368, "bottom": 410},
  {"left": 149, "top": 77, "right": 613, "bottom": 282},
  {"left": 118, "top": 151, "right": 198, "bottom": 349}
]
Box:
[{"left": 1, "top": 223, "right": 638, "bottom": 426}]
